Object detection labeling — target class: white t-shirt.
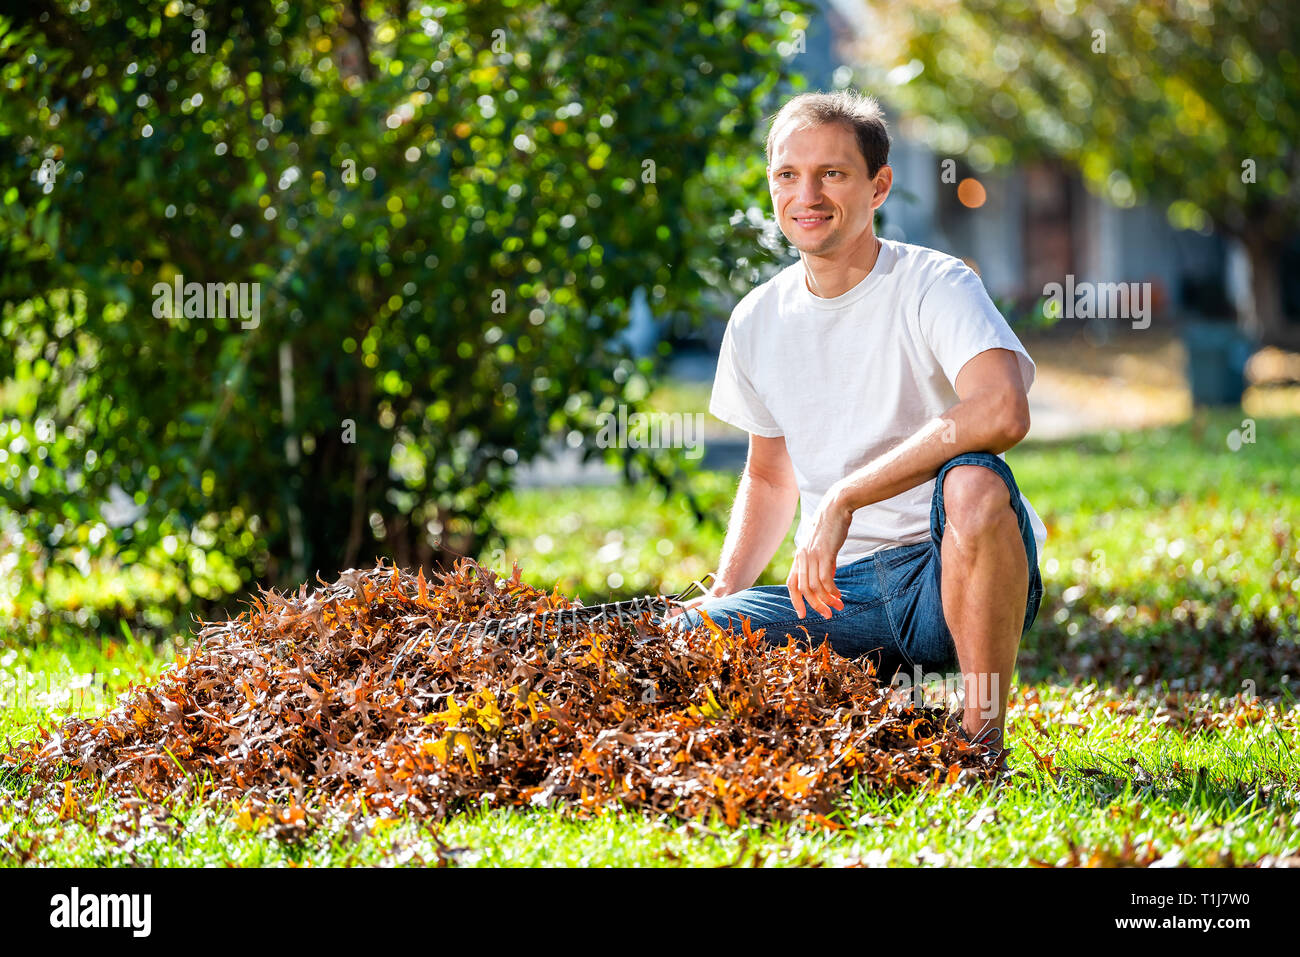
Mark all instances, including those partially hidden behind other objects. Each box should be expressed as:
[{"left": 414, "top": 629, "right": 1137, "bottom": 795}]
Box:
[{"left": 709, "top": 237, "right": 1048, "bottom": 567}]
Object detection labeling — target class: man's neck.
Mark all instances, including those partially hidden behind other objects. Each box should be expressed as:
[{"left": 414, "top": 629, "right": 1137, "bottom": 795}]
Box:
[{"left": 801, "top": 231, "right": 883, "bottom": 299}]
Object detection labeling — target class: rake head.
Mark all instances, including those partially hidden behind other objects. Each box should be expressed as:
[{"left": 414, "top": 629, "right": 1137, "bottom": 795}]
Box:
[{"left": 385, "top": 572, "right": 715, "bottom": 681}]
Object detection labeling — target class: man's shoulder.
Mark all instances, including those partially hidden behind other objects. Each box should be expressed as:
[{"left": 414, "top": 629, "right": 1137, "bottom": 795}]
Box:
[
  {"left": 726, "top": 241, "right": 981, "bottom": 331},
  {"left": 884, "top": 238, "right": 977, "bottom": 288},
  {"left": 727, "top": 260, "right": 804, "bottom": 331}
]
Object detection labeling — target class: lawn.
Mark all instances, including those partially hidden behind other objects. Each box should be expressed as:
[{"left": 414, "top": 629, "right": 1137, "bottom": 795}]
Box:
[{"left": 2, "top": 409, "right": 1298, "bottom": 866}]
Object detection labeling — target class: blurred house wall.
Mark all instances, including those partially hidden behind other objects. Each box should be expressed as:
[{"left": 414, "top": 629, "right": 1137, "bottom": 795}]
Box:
[{"left": 808, "top": 0, "right": 1228, "bottom": 314}]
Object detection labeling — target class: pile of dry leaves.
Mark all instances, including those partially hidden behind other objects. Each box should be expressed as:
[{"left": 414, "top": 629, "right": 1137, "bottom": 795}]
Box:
[{"left": 6, "top": 560, "right": 999, "bottom": 833}]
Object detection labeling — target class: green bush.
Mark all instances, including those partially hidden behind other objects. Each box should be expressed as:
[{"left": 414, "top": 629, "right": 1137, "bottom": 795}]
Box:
[{"left": 0, "top": 1, "right": 806, "bottom": 603}]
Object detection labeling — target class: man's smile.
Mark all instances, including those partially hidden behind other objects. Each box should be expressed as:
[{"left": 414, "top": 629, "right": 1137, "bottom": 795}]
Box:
[{"left": 791, "top": 213, "right": 833, "bottom": 228}]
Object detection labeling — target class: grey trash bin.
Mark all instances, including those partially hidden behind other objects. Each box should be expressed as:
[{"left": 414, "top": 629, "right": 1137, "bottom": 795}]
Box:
[{"left": 1181, "top": 319, "right": 1255, "bottom": 406}]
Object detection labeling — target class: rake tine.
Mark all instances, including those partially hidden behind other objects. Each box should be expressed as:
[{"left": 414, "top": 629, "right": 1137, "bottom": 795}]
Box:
[
  {"left": 388, "top": 643, "right": 408, "bottom": 679},
  {"left": 389, "top": 625, "right": 428, "bottom": 680},
  {"left": 387, "top": 627, "right": 424, "bottom": 683}
]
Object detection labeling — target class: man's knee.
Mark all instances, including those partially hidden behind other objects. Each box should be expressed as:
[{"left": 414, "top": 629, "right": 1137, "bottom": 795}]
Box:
[{"left": 942, "top": 462, "right": 1015, "bottom": 541}]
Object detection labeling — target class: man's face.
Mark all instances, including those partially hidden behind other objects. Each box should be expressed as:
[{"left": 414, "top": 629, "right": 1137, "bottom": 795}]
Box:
[{"left": 767, "top": 120, "right": 883, "bottom": 256}]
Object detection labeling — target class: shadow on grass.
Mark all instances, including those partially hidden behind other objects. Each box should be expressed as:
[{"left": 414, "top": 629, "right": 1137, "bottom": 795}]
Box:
[
  {"left": 1019, "top": 581, "right": 1300, "bottom": 698},
  {"left": 1043, "top": 728, "right": 1300, "bottom": 818}
]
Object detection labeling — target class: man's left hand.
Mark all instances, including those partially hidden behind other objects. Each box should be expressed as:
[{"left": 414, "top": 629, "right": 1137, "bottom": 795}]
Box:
[{"left": 787, "top": 485, "right": 852, "bottom": 620}]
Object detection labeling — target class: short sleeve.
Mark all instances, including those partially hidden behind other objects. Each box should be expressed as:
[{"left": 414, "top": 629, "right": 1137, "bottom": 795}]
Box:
[
  {"left": 915, "top": 262, "right": 1035, "bottom": 393},
  {"left": 709, "top": 313, "right": 784, "bottom": 437}
]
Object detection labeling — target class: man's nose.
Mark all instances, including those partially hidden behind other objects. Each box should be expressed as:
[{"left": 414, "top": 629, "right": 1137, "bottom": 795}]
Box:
[{"left": 796, "top": 177, "right": 823, "bottom": 207}]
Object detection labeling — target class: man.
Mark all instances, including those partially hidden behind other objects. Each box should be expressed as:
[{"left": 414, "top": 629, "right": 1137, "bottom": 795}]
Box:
[{"left": 672, "top": 91, "right": 1046, "bottom": 763}]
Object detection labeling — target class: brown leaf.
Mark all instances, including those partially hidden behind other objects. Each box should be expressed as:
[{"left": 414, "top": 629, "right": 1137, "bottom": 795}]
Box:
[{"left": 5, "top": 558, "right": 994, "bottom": 839}]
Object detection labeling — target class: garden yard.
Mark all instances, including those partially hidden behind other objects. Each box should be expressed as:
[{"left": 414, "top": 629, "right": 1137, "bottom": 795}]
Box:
[{"left": 3, "top": 408, "right": 1297, "bottom": 867}]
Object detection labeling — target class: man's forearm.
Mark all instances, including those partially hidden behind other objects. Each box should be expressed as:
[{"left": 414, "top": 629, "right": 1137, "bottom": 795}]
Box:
[
  {"left": 833, "top": 391, "right": 1029, "bottom": 515},
  {"left": 713, "top": 470, "right": 799, "bottom": 595}
]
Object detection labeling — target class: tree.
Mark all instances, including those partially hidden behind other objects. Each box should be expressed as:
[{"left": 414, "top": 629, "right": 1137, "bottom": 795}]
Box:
[
  {"left": 0, "top": 1, "right": 807, "bottom": 601},
  {"left": 857, "top": 0, "right": 1300, "bottom": 345}
]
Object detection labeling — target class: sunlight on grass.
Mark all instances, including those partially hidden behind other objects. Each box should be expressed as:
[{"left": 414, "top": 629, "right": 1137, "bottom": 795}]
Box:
[{"left": 2, "top": 410, "right": 1298, "bottom": 866}]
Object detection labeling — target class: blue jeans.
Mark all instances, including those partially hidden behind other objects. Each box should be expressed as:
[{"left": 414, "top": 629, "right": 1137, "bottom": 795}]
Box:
[{"left": 675, "top": 452, "right": 1043, "bottom": 680}]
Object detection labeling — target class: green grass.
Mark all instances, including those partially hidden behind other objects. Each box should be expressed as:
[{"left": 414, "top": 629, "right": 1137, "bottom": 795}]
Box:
[
  {"left": 2, "top": 409, "right": 1299, "bottom": 866},
  {"left": 479, "top": 470, "right": 797, "bottom": 601}
]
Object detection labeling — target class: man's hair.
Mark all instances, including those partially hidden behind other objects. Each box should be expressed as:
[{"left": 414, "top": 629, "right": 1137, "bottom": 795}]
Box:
[{"left": 765, "top": 90, "right": 890, "bottom": 177}]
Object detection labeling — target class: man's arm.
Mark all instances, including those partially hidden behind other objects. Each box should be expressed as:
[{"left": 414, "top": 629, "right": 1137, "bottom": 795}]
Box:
[
  {"left": 787, "top": 348, "right": 1031, "bottom": 619},
  {"left": 677, "top": 433, "right": 799, "bottom": 613}
]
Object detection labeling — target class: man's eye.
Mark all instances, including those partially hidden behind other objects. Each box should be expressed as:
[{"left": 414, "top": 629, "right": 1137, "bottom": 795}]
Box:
[{"left": 825, "top": 170, "right": 842, "bottom": 178}]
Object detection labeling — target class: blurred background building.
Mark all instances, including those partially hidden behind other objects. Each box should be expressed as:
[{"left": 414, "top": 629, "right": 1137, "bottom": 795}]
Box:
[{"left": 628, "top": 0, "right": 1300, "bottom": 475}]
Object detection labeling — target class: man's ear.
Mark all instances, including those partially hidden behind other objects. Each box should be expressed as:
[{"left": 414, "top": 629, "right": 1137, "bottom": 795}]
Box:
[{"left": 872, "top": 164, "right": 894, "bottom": 209}]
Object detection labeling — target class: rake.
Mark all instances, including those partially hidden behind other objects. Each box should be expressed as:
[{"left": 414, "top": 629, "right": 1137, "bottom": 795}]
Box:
[{"left": 385, "top": 571, "right": 715, "bottom": 681}]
